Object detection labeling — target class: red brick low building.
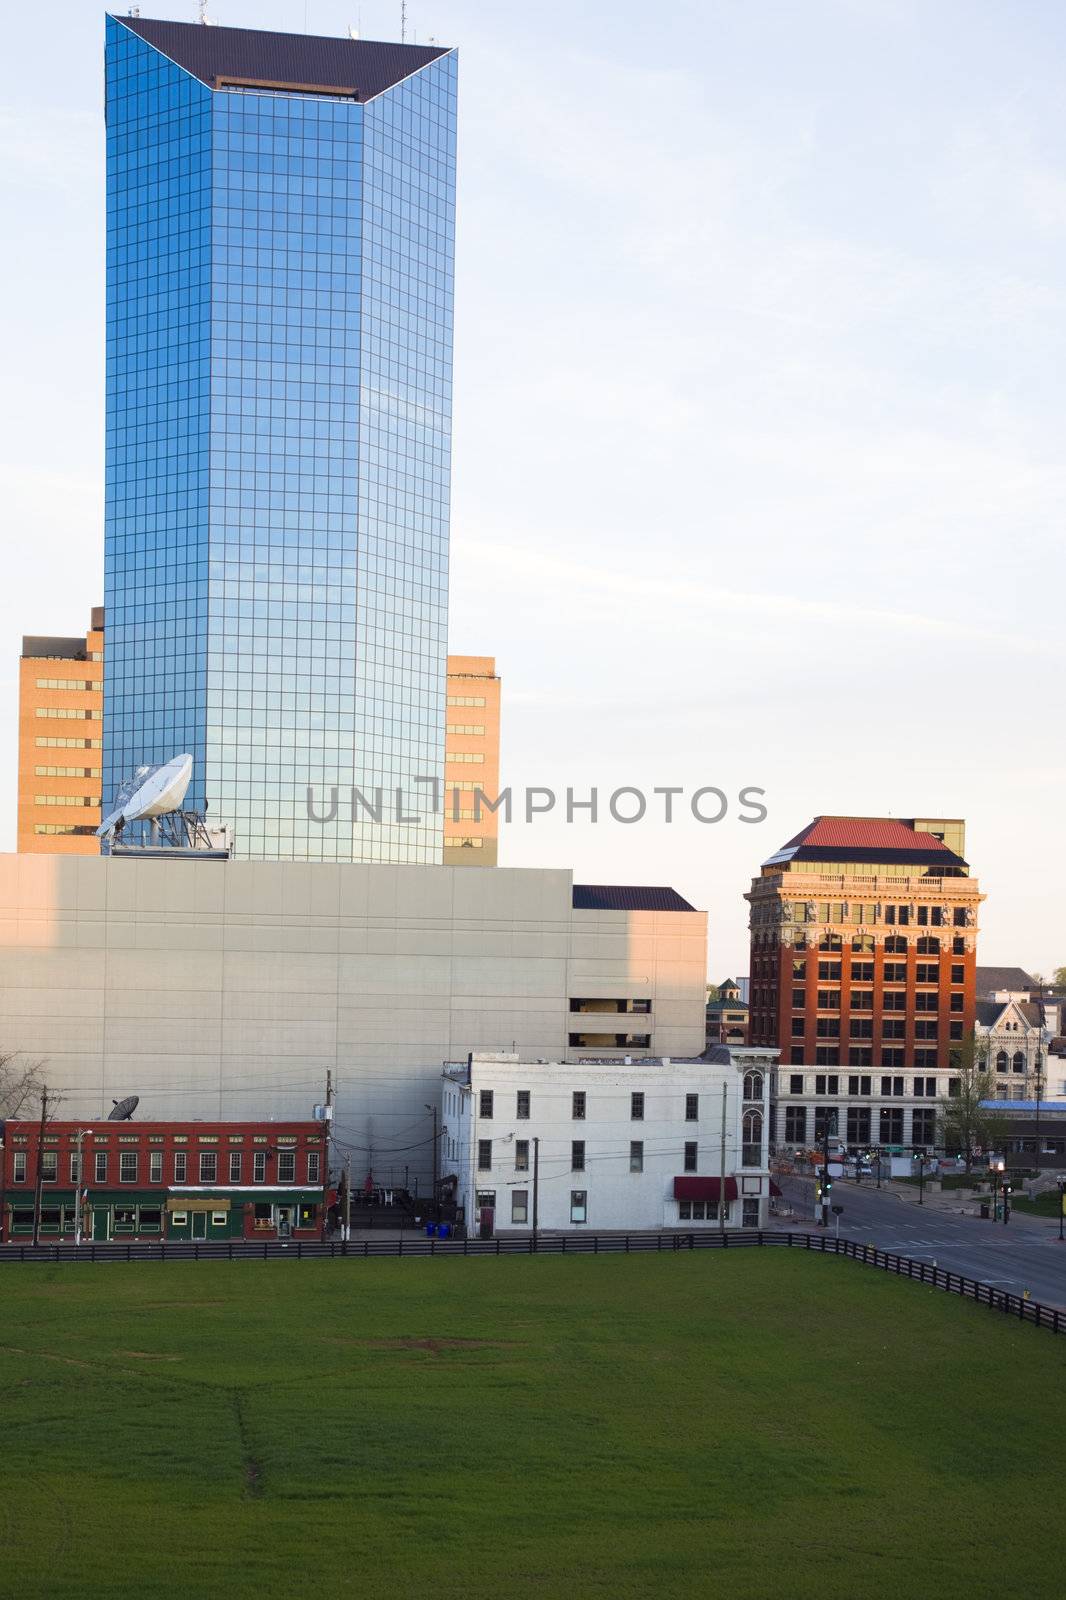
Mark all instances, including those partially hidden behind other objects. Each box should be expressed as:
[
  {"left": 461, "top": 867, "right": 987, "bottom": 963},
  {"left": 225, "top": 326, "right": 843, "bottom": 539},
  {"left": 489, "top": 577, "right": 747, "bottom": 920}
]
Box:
[{"left": 0, "top": 1119, "right": 328, "bottom": 1244}]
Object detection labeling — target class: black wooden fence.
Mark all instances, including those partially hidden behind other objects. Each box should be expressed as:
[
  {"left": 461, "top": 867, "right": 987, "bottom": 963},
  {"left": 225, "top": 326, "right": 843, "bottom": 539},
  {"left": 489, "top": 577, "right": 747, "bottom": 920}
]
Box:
[{"left": 1, "top": 1228, "right": 1063, "bottom": 1336}]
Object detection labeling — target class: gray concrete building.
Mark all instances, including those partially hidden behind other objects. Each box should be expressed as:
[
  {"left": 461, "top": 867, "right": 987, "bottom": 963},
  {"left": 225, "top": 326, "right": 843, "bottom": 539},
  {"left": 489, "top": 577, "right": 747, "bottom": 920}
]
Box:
[{"left": 0, "top": 857, "right": 706, "bottom": 1186}]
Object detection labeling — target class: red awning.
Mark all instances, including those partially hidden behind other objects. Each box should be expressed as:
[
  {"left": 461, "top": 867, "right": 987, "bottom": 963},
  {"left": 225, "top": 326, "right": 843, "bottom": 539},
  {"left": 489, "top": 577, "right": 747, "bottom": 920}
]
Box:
[{"left": 673, "top": 1176, "right": 739, "bottom": 1203}]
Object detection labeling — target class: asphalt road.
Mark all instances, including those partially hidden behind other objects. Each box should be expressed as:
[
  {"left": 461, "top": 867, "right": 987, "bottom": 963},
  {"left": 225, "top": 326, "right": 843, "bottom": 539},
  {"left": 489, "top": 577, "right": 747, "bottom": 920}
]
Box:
[{"left": 778, "top": 1175, "right": 1066, "bottom": 1307}]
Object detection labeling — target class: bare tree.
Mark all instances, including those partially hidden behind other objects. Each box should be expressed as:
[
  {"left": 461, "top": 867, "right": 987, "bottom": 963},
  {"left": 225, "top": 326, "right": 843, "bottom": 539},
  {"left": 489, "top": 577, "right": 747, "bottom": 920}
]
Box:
[
  {"left": 937, "top": 1033, "right": 1006, "bottom": 1173},
  {"left": 0, "top": 1054, "right": 49, "bottom": 1120}
]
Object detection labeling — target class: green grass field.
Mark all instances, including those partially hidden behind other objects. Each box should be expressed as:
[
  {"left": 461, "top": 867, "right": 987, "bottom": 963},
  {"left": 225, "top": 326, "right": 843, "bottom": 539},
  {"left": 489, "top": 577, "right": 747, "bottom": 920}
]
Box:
[
  {"left": 1009, "top": 1189, "right": 1062, "bottom": 1217},
  {"left": 2, "top": 1251, "right": 1064, "bottom": 1600}
]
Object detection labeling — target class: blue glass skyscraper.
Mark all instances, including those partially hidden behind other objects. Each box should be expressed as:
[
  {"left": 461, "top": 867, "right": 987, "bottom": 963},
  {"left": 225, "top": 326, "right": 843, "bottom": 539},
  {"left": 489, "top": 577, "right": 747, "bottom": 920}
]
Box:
[{"left": 103, "top": 16, "right": 456, "bottom": 861}]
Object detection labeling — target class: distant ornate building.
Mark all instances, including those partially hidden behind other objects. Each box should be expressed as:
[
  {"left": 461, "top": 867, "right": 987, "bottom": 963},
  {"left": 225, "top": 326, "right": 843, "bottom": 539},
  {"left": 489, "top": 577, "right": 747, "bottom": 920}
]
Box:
[
  {"left": 976, "top": 997, "right": 1047, "bottom": 1100},
  {"left": 705, "top": 979, "right": 749, "bottom": 1047}
]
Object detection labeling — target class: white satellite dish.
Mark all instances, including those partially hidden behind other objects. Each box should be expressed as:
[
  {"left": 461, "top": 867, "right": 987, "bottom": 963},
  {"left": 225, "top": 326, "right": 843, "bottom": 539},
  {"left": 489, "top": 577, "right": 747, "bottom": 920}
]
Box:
[
  {"left": 124, "top": 753, "right": 193, "bottom": 822},
  {"left": 97, "top": 754, "right": 193, "bottom": 838}
]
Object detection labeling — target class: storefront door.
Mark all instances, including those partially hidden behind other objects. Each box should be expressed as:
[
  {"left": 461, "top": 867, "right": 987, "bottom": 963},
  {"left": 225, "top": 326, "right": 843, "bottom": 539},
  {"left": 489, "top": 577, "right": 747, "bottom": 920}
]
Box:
[
  {"left": 192, "top": 1211, "right": 208, "bottom": 1240},
  {"left": 91, "top": 1208, "right": 109, "bottom": 1242},
  {"left": 277, "top": 1205, "right": 294, "bottom": 1238}
]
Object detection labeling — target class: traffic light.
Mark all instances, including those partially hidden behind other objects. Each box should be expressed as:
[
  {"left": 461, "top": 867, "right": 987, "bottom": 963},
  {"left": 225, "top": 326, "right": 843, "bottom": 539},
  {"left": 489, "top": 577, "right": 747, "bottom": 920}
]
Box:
[{"left": 822, "top": 1170, "right": 833, "bottom": 1199}]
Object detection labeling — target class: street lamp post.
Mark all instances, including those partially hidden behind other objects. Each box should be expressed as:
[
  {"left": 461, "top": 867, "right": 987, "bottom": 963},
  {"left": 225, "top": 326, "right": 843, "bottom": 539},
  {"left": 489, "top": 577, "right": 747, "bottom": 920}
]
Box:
[
  {"left": 74, "top": 1128, "right": 92, "bottom": 1246},
  {"left": 1059, "top": 1180, "right": 1065, "bottom": 1244}
]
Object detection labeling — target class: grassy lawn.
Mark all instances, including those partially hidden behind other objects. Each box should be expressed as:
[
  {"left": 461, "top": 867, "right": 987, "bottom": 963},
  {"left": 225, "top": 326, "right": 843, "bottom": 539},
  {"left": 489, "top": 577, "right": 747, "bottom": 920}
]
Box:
[
  {"left": 1010, "top": 1190, "right": 1063, "bottom": 1217},
  {"left": 2, "top": 1251, "right": 1065, "bottom": 1600}
]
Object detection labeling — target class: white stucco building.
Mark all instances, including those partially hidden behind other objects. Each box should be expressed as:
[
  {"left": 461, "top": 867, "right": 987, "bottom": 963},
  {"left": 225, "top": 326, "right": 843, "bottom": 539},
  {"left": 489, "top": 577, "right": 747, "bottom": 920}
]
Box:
[
  {"left": 442, "top": 1046, "right": 777, "bottom": 1235},
  {"left": 0, "top": 856, "right": 706, "bottom": 1187}
]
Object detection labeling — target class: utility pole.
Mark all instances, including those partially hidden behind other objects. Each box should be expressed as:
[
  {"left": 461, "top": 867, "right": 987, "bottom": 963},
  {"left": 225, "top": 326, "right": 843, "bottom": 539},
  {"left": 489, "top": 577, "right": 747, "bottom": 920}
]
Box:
[
  {"left": 31, "top": 1085, "right": 48, "bottom": 1248},
  {"left": 532, "top": 1135, "right": 540, "bottom": 1248},
  {"left": 74, "top": 1127, "right": 86, "bottom": 1246},
  {"left": 1035, "top": 1061, "right": 1044, "bottom": 1177},
  {"left": 342, "top": 1150, "right": 352, "bottom": 1242},
  {"left": 321, "top": 1069, "right": 333, "bottom": 1241},
  {"left": 431, "top": 1105, "right": 439, "bottom": 1218},
  {"left": 718, "top": 1081, "right": 727, "bottom": 1233}
]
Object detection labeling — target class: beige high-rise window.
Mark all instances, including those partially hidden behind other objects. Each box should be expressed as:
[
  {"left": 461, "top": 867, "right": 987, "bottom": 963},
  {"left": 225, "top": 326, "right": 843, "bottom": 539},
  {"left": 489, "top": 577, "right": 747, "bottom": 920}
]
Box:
[
  {"left": 18, "top": 608, "right": 104, "bottom": 854},
  {"left": 444, "top": 655, "right": 501, "bottom": 867}
]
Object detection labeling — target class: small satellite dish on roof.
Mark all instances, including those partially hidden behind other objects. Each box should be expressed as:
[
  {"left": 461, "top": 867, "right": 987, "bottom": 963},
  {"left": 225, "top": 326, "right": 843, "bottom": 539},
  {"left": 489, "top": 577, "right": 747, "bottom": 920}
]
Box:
[{"left": 108, "top": 1095, "right": 140, "bottom": 1121}]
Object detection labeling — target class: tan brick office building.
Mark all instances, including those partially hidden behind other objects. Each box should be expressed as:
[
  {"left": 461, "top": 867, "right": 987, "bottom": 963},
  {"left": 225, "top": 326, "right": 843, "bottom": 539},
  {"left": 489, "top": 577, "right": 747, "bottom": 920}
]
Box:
[
  {"left": 444, "top": 655, "right": 501, "bottom": 866},
  {"left": 18, "top": 615, "right": 501, "bottom": 866},
  {"left": 17, "top": 609, "right": 104, "bottom": 852}
]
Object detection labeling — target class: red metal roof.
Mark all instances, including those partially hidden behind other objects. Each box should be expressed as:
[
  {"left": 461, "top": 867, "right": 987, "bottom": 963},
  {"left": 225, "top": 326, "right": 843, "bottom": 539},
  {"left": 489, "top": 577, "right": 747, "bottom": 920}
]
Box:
[{"left": 781, "top": 817, "right": 952, "bottom": 853}]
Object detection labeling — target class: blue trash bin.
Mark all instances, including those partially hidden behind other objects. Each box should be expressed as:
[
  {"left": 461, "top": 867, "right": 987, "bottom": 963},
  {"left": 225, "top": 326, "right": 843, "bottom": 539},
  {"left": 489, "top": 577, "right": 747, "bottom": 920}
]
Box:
[
  {"left": 438, "top": 1223, "right": 450, "bottom": 1240},
  {"left": 426, "top": 1222, "right": 437, "bottom": 1237}
]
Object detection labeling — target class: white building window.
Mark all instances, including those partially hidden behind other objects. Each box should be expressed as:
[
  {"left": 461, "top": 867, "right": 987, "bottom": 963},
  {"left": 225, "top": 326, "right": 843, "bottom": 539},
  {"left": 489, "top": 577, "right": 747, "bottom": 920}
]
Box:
[
  {"left": 511, "top": 1190, "right": 528, "bottom": 1224},
  {"left": 570, "top": 1190, "right": 587, "bottom": 1224},
  {"left": 630, "top": 1141, "right": 643, "bottom": 1173}
]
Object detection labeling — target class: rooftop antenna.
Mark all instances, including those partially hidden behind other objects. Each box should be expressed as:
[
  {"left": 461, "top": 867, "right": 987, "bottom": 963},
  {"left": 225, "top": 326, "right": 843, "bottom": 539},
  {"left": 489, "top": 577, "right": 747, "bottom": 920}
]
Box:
[
  {"left": 198, "top": 0, "right": 210, "bottom": 22},
  {"left": 401, "top": 0, "right": 407, "bottom": 42}
]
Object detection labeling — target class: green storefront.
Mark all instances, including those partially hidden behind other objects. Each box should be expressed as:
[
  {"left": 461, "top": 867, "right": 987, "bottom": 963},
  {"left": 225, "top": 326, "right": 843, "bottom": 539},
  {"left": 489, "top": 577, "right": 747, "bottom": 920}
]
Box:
[
  {"left": 5, "top": 1191, "right": 166, "bottom": 1241},
  {"left": 5, "top": 1189, "right": 320, "bottom": 1243},
  {"left": 165, "top": 1196, "right": 244, "bottom": 1241}
]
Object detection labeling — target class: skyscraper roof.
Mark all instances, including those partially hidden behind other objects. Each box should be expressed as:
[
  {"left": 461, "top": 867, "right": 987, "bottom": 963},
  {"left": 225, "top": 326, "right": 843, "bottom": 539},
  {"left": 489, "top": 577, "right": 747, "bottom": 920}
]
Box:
[
  {"left": 116, "top": 15, "right": 450, "bottom": 101},
  {"left": 762, "top": 815, "right": 968, "bottom": 870}
]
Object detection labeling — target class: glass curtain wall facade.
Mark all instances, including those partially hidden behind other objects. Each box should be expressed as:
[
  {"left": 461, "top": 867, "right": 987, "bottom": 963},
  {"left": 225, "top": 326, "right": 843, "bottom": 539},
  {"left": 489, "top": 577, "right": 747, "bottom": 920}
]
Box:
[{"left": 103, "top": 18, "right": 456, "bottom": 861}]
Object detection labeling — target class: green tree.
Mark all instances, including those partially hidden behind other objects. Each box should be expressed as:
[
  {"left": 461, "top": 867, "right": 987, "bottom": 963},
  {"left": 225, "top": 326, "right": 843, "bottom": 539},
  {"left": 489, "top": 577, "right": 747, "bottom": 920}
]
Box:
[
  {"left": 938, "top": 1034, "right": 1006, "bottom": 1173},
  {"left": 1053, "top": 965, "right": 1066, "bottom": 991}
]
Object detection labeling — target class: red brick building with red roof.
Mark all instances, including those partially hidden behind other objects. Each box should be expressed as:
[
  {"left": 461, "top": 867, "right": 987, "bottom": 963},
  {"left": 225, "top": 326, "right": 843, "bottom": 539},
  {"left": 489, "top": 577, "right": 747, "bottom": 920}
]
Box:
[{"left": 746, "top": 817, "right": 983, "bottom": 1154}]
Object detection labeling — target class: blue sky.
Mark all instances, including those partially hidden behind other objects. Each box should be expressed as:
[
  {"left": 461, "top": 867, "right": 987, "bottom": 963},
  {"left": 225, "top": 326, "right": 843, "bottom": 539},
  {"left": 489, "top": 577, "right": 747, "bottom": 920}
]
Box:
[{"left": 1, "top": 0, "right": 1063, "bottom": 974}]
